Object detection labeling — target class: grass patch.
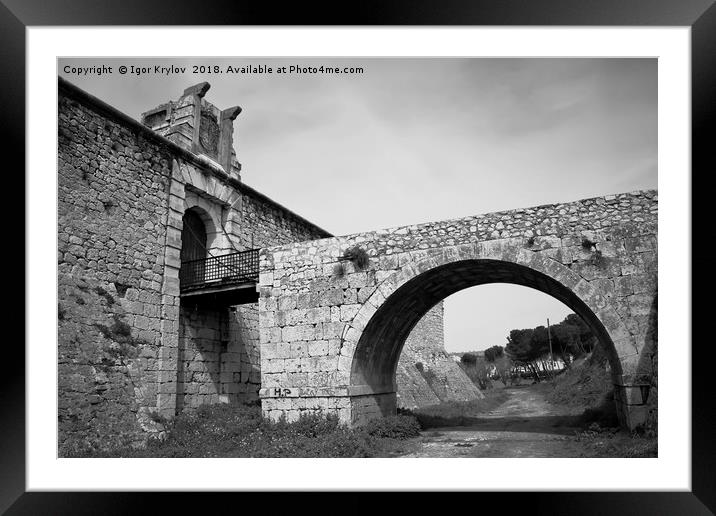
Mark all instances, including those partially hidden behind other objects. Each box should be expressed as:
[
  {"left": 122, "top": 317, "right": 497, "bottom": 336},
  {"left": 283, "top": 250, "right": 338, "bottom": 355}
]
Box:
[
  {"left": 575, "top": 423, "right": 657, "bottom": 457},
  {"left": 402, "top": 389, "right": 510, "bottom": 429},
  {"left": 540, "top": 352, "right": 612, "bottom": 410},
  {"left": 538, "top": 349, "right": 634, "bottom": 431},
  {"left": 577, "top": 394, "right": 620, "bottom": 428},
  {"left": 360, "top": 415, "right": 421, "bottom": 439},
  {"left": 62, "top": 403, "right": 422, "bottom": 458}
]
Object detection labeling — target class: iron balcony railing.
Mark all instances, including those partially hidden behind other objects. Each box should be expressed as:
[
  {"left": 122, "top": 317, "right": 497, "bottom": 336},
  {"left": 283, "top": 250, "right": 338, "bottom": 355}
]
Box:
[{"left": 179, "top": 249, "right": 260, "bottom": 291}]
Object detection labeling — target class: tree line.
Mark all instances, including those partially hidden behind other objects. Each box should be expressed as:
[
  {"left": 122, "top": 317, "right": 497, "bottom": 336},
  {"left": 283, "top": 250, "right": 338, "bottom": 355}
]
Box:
[
  {"left": 459, "top": 313, "right": 598, "bottom": 385},
  {"left": 504, "top": 313, "right": 597, "bottom": 381}
]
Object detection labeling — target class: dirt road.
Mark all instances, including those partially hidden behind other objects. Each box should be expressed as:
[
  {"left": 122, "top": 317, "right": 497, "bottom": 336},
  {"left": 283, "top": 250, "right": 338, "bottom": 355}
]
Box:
[{"left": 401, "top": 385, "right": 592, "bottom": 458}]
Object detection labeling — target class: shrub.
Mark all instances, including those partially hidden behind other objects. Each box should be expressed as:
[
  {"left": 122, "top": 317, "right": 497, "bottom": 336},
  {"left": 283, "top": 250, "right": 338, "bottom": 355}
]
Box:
[
  {"left": 341, "top": 246, "right": 370, "bottom": 270},
  {"left": 266, "top": 411, "right": 341, "bottom": 438},
  {"left": 149, "top": 411, "right": 169, "bottom": 425},
  {"left": 110, "top": 314, "right": 132, "bottom": 339},
  {"left": 581, "top": 237, "right": 596, "bottom": 250},
  {"left": 419, "top": 368, "right": 438, "bottom": 388},
  {"left": 359, "top": 414, "right": 421, "bottom": 439},
  {"left": 460, "top": 353, "right": 477, "bottom": 365}
]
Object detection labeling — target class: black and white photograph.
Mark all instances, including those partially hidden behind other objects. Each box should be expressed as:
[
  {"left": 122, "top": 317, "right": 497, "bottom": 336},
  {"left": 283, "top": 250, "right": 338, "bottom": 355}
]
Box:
[
  {"left": 56, "top": 57, "right": 658, "bottom": 459},
  {"left": 1, "top": 0, "right": 708, "bottom": 507}
]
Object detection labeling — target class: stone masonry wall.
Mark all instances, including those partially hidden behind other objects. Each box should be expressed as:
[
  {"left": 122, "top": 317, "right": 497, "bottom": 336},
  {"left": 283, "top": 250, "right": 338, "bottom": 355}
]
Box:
[
  {"left": 175, "top": 179, "right": 329, "bottom": 413},
  {"left": 397, "top": 302, "right": 483, "bottom": 409},
  {"left": 258, "top": 191, "right": 657, "bottom": 426},
  {"left": 177, "top": 305, "right": 262, "bottom": 410},
  {"left": 58, "top": 79, "right": 333, "bottom": 450},
  {"left": 237, "top": 192, "right": 327, "bottom": 249},
  {"left": 58, "top": 92, "right": 175, "bottom": 452}
]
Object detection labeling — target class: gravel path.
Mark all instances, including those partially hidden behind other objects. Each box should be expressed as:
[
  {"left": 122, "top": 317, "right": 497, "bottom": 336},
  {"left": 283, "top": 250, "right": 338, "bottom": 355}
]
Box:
[{"left": 401, "top": 386, "right": 592, "bottom": 458}]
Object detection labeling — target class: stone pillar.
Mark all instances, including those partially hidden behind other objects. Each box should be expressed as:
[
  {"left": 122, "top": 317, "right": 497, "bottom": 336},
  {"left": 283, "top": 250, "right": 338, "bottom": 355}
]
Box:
[
  {"left": 613, "top": 375, "right": 652, "bottom": 430},
  {"left": 349, "top": 391, "right": 398, "bottom": 426},
  {"left": 156, "top": 160, "right": 186, "bottom": 417}
]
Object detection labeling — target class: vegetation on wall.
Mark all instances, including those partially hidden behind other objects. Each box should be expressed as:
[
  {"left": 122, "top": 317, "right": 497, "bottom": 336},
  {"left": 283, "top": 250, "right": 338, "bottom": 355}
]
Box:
[{"left": 341, "top": 246, "right": 370, "bottom": 270}]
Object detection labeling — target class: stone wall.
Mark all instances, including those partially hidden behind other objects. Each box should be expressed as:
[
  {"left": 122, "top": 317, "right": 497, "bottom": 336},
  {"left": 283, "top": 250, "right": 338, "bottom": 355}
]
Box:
[
  {"left": 57, "top": 78, "right": 332, "bottom": 450},
  {"left": 237, "top": 192, "right": 328, "bottom": 249},
  {"left": 397, "top": 302, "right": 483, "bottom": 409},
  {"left": 176, "top": 305, "right": 261, "bottom": 409},
  {"left": 258, "top": 190, "right": 657, "bottom": 428},
  {"left": 58, "top": 90, "right": 175, "bottom": 451},
  {"left": 173, "top": 169, "right": 329, "bottom": 415}
]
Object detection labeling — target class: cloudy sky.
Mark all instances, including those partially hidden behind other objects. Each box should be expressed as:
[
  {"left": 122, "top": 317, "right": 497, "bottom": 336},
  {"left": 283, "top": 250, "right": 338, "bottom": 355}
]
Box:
[{"left": 59, "top": 57, "right": 657, "bottom": 352}]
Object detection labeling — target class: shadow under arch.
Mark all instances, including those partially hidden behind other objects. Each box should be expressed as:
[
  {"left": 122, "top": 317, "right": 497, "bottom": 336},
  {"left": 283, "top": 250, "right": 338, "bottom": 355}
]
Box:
[{"left": 348, "top": 258, "right": 625, "bottom": 420}]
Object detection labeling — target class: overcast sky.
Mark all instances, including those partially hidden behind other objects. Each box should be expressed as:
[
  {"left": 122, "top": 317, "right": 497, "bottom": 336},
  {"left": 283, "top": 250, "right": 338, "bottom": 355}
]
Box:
[{"left": 59, "top": 57, "right": 657, "bottom": 352}]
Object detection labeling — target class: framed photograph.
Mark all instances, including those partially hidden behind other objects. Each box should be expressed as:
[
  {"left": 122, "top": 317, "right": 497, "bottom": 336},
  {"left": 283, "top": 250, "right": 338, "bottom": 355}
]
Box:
[{"left": 8, "top": 0, "right": 712, "bottom": 512}]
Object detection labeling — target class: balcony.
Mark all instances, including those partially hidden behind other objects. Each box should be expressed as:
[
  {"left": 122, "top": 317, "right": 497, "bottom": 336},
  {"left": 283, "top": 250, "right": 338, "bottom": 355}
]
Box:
[{"left": 179, "top": 249, "right": 260, "bottom": 306}]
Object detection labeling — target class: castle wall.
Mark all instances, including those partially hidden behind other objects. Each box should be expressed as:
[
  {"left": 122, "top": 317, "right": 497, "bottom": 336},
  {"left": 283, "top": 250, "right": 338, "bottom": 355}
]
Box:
[
  {"left": 176, "top": 305, "right": 261, "bottom": 410},
  {"left": 58, "top": 92, "right": 175, "bottom": 452},
  {"left": 397, "top": 303, "right": 484, "bottom": 409},
  {"left": 57, "top": 79, "right": 331, "bottom": 451},
  {"left": 173, "top": 174, "right": 329, "bottom": 414}
]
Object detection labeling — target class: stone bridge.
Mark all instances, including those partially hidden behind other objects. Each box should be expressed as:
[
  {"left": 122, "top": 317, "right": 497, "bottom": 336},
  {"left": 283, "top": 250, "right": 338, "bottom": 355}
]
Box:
[{"left": 257, "top": 190, "right": 657, "bottom": 429}]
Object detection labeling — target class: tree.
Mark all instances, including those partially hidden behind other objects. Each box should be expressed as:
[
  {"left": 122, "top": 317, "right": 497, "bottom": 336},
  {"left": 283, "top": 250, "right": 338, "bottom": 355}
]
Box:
[
  {"left": 504, "top": 313, "right": 599, "bottom": 382},
  {"left": 460, "top": 352, "right": 478, "bottom": 365},
  {"left": 557, "top": 313, "right": 597, "bottom": 358},
  {"left": 484, "top": 345, "right": 504, "bottom": 362},
  {"left": 505, "top": 328, "right": 543, "bottom": 382}
]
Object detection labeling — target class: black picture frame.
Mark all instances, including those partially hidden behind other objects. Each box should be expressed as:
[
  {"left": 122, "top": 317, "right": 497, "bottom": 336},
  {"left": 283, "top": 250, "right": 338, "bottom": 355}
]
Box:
[{"left": 4, "top": 0, "right": 713, "bottom": 513}]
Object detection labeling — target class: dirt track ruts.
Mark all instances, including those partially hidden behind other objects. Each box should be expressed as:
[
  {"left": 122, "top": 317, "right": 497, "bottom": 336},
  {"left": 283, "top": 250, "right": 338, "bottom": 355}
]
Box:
[{"left": 400, "top": 385, "right": 592, "bottom": 458}]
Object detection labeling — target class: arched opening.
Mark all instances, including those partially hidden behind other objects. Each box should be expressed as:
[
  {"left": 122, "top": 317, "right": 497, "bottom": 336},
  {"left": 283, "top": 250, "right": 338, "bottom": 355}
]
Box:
[
  {"left": 179, "top": 207, "right": 215, "bottom": 290},
  {"left": 396, "top": 284, "right": 583, "bottom": 411},
  {"left": 349, "top": 259, "right": 623, "bottom": 424},
  {"left": 177, "top": 206, "right": 224, "bottom": 413},
  {"left": 180, "top": 209, "right": 208, "bottom": 263}
]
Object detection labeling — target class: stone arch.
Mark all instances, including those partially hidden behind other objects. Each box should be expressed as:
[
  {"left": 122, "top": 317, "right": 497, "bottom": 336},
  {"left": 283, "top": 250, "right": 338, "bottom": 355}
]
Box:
[
  {"left": 183, "top": 196, "right": 222, "bottom": 252},
  {"left": 340, "top": 240, "right": 639, "bottom": 424}
]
